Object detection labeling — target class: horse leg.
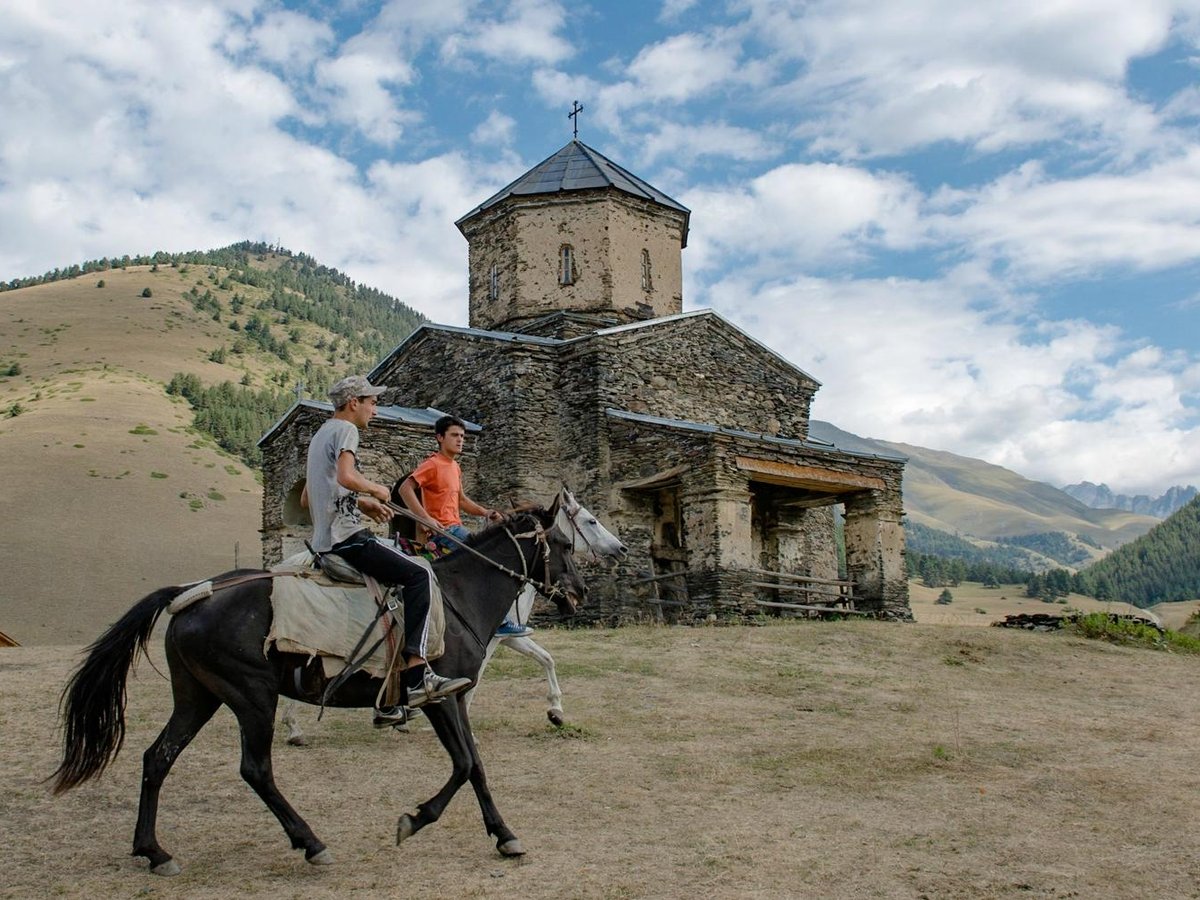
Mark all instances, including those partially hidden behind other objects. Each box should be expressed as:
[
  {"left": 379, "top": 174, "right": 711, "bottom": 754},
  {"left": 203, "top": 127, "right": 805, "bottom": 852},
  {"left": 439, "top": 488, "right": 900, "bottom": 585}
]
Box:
[
  {"left": 132, "top": 668, "right": 221, "bottom": 875},
  {"left": 279, "top": 698, "right": 307, "bottom": 747},
  {"left": 462, "top": 636, "right": 501, "bottom": 718},
  {"left": 396, "top": 700, "right": 505, "bottom": 852},
  {"left": 502, "top": 636, "right": 564, "bottom": 726},
  {"left": 456, "top": 697, "right": 525, "bottom": 856},
  {"left": 225, "top": 687, "right": 331, "bottom": 865}
]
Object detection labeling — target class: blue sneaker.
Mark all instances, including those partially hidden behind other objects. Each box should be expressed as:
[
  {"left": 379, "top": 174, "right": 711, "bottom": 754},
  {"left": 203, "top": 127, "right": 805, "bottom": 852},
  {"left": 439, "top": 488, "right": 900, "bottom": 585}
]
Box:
[{"left": 495, "top": 620, "right": 534, "bottom": 639}]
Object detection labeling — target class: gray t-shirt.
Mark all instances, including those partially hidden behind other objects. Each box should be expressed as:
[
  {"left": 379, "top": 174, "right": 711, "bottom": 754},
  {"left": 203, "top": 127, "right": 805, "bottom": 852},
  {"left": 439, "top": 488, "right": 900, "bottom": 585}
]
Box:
[{"left": 306, "top": 418, "right": 366, "bottom": 552}]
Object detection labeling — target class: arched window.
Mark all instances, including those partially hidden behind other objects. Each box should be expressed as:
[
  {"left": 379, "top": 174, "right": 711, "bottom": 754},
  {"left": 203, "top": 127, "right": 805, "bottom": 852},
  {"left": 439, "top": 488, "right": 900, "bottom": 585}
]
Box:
[
  {"left": 641, "top": 248, "right": 652, "bottom": 291},
  {"left": 559, "top": 244, "right": 575, "bottom": 285},
  {"left": 488, "top": 263, "right": 499, "bottom": 301}
]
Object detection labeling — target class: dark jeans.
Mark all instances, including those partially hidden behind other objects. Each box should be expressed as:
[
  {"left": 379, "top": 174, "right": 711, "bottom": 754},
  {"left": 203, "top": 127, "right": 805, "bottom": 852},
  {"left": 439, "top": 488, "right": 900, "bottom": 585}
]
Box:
[{"left": 332, "top": 533, "right": 432, "bottom": 662}]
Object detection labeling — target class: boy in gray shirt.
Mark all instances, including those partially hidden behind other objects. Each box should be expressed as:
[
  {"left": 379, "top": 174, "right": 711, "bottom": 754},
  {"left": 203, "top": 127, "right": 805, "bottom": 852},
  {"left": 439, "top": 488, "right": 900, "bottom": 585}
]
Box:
[{"left": 303, "top": 375, "right": 470, "bottom": 725}]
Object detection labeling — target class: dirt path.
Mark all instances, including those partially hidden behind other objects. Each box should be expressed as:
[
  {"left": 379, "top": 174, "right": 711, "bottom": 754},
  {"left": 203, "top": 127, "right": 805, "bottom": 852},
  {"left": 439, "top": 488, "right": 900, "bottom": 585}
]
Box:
[{"left": 4, "top": 621, "right": 1199, "bottom": 899}]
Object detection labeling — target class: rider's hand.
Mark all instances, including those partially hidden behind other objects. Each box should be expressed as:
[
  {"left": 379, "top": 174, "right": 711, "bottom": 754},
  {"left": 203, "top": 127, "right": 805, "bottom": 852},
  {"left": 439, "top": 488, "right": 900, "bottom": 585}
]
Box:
[
  {"left": 370, "top": 484, "right": 391, "bottom": 504},
  {"left": 359, "top": 497, "right": 392, "bottom": 524},
  {"left": 486, "top": 508, "right": 503, "bottom": 522}
]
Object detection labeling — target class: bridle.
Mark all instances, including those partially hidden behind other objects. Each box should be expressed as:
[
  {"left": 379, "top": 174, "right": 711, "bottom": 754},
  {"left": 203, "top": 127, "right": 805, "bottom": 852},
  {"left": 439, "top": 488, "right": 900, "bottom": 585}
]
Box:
[
  {"left": 387, "top": 502, "right": 568, "bottom": 602},
  {"left": 555, "top": 490, "right": 603, "bottom": 559}
]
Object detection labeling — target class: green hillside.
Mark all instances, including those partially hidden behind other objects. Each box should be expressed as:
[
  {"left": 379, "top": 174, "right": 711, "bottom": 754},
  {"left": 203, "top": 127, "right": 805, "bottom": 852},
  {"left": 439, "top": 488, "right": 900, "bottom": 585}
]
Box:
[{"left": 1074, "top": 496, "right": 1200, "bottom": 606}]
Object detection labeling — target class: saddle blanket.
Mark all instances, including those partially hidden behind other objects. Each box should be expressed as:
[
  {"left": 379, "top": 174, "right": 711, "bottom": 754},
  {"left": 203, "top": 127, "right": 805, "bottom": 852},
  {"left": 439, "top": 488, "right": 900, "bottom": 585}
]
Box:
[{"left": 265, "top": 550, "right": 445, "bottom": 679}]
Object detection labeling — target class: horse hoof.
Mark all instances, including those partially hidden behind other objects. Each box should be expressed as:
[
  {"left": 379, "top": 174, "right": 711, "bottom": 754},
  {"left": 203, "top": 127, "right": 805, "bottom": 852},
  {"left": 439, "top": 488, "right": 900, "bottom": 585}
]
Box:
[
  {"left": 396, "top": 813, "right": 417, "bottom": 845},
  {"left": 307, "top": 848, "right": 334, "bottom": 866},
  {"left": 151, "top": 859, "right": 181, "bottom": 877},
  {"left": 497, "top": 839, "right": 526, "bottom": 857},
  {"left": 547, "top": 709, "right": 564, "bottom": 727},
  {"left": 287, "top": 735, "right": 309, "bottom": 747}
]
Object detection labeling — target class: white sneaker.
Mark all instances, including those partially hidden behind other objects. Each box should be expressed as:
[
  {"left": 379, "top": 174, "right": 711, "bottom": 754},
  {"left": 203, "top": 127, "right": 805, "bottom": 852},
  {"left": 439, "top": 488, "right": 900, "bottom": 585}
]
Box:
[{"left": 406, "top": 670, "right": 472, "bottom": 708}]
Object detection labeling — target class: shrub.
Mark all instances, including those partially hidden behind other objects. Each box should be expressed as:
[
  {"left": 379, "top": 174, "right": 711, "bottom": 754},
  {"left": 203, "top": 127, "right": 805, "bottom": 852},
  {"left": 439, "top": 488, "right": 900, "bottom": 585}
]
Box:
[
  {"left": 1069, "top": 612, "right": 1200, "bottom": 654},
  {"left": 96, "top": 279, "right": 105, "bottom": 288},
  {"left": 141, "top": 287, "right": 153, "bottom": 298},
  {"left": 936, "top": 589, "right": 953, "bottom": 605}
]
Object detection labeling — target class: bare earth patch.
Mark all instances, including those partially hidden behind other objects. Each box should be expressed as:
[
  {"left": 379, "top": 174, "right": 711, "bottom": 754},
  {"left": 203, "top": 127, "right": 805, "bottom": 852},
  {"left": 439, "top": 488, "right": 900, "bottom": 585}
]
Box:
[{"left": 3, "top": 621, "right": 1199, "bottom": 899}]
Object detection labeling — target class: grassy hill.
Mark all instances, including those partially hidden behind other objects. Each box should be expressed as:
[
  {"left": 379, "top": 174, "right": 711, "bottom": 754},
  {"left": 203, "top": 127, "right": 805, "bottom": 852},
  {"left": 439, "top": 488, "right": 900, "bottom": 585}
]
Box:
[{"left": 0, "top": 249, "right": 422, "bottom": 643}]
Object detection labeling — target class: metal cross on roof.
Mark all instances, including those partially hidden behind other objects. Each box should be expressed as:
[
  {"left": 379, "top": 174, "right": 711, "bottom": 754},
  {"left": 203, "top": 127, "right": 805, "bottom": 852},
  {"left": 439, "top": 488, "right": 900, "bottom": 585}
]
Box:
[{"left": 568, "top": 100, "right": 584, "bottom": 139}]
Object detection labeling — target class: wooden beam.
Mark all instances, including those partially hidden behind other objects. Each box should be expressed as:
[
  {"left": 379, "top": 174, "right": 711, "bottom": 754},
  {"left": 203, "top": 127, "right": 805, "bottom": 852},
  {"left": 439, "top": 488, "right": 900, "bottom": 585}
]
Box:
[
  {"left": 615, "top": 464, "right": 691, "bottom": 492},
  {"left": 747, "top": 568, "right": 855, "bottom": 588},
  {"left": 735, "top": 456, "right": 886, "bottom": 492},
  {"left": 754, "top": 600, "right": 870, "bottom": 616}
]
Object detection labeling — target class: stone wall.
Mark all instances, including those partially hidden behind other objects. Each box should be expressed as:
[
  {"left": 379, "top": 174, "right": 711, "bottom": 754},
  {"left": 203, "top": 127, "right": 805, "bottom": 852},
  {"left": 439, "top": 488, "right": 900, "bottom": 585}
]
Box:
[
  {"left": 373, "top": 330, "right": 566, "bottom": 508},
  {"left": 563, "top": 313, "right": 819, "bottom": 441},
  {"left": 462, "top": 191, "right": 686, "bottom": 332},
  {"left": 259, "top": 407, "right": 477, "bottom": 566}
]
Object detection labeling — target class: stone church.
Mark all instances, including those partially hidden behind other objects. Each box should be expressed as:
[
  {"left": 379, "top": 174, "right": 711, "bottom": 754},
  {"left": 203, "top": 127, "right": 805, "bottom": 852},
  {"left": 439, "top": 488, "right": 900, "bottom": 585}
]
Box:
[{"left": 259, "top": 140, "right": 909, "bottom": 622}]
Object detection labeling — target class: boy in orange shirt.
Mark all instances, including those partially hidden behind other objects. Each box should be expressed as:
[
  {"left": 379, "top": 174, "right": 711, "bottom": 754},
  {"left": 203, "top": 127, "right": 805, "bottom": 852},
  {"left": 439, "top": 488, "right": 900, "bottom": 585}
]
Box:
[{"left": 399, "top": 415, "right": 533, "bottom": 638}]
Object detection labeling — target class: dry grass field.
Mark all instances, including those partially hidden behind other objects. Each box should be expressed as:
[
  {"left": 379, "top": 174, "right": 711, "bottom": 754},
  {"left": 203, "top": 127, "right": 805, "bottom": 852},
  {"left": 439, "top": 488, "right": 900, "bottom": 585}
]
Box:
[
  {"left": 3, "top": 619, "right": 1199, "bottom": 900},
  {"left": 908, "top": 581, "right": 1161, "bottom": 626}
]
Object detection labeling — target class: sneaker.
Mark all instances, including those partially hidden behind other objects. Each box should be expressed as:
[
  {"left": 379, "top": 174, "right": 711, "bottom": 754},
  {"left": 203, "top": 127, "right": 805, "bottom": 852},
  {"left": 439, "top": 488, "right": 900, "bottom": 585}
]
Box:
[
  {"left": 495, "top": 620, "right": 534, "bottom": 638},
  {"left": 406, "top": 670, "right": 473, "bottom": 709},
  {"left": 372, "top": 705, "right": 409, "bottom": 728}
]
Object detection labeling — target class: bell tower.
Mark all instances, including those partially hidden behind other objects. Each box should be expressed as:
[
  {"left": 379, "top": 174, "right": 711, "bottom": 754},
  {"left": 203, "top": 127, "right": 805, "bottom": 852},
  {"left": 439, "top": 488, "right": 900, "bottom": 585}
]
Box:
[{"left": 456, "top": 140, "right": 690, "bottom": 335}]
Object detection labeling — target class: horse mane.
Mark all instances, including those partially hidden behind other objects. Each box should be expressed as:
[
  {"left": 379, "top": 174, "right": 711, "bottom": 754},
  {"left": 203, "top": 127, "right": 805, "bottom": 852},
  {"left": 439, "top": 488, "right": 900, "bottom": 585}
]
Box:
[{"left": 462, "top": 505, "right": 547, "bottom": 547}]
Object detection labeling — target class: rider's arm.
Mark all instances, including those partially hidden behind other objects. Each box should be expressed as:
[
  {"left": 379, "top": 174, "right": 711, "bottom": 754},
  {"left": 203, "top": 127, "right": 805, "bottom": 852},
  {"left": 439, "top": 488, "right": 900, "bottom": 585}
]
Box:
[
  {"left": 335, "top": 450, "right": 389, "bottom": 503},
  {"left": 300, "top": 484, "right": 309, "bottom": 509},
  {"left": 460, "top": 491, "right": 500, "bottom": 521},
  {"left": 399, "top": 476, "right": 440, "bottom": 531}
]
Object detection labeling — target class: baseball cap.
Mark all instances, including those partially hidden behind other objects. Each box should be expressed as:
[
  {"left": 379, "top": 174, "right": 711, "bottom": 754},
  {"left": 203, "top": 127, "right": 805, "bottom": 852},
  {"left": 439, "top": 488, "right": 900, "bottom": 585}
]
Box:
[{"left": 328, "top": 375, "right": 386, "bottom": 408}]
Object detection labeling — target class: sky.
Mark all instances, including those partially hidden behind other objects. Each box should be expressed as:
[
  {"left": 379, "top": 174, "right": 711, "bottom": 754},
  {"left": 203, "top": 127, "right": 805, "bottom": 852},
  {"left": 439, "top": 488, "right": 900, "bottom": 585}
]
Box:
[{"left": 3, "top": 0, "right": 1200, "bottom": 496}]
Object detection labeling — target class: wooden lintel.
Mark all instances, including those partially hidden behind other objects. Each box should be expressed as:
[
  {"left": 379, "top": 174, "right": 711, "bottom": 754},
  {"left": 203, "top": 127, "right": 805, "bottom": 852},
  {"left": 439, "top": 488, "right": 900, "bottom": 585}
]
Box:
[
  {"left": 616, "top": 464, "right": 691, "bottom": 492},
  {"left": 735, "top": 456, "right": 885, "bottom": 492}
]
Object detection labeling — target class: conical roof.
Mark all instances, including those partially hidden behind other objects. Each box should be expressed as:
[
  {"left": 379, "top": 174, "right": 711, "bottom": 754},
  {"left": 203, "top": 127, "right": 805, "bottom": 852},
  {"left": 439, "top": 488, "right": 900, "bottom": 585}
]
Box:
[{"left": 456, "top": 140, "right": 690, "bottom": 239}]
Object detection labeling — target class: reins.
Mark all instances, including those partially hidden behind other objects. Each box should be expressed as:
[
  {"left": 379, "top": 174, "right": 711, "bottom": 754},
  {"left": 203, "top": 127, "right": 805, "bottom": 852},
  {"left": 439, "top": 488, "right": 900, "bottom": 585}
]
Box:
[{"left": 386, "top": 502, "right": 566, "bottom": 603}]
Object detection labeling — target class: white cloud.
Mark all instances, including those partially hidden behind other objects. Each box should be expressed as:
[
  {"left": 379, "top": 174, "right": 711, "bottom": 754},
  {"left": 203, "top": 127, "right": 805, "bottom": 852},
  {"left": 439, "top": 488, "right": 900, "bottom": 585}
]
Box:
[
  {"left": 638, "top": 121, "right": 778, "bottom": 166},
  {"left": 683, "top": 162, "right": 926, "bottom": 274},
  {"left": 932, "top": 152, "right": 1200, "bottom": 279},
  {"left": 706, "top": 269, "right": 1200, "bottom": 494},
  {"left": 471, "top": 110, "right": 517, "bottom": 147},
  {"left": 247, "top": 9, "right": 333, "bottom": 71},
  {"left": 737, "top": 0, "right": 1187, "bottom": 158},
  {"left": 447, "top": 0, "right": 572, "bottom": 66}
]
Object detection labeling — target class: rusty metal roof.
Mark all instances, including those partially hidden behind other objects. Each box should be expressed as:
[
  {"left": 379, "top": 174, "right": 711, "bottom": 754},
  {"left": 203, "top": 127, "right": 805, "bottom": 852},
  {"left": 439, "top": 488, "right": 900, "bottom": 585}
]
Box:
[
  {"left": 258, "top": 400, "right": 480, "bottom": 448},
  {"left": 456, "top": 140, "right": 690, "bottom": 240}
]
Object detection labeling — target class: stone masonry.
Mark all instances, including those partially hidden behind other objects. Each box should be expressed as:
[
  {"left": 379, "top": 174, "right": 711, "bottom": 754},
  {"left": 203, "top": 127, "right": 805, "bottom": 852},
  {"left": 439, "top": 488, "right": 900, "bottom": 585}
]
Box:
[{"left": 259, "top": 139, "right": 910, "bottom": 623}]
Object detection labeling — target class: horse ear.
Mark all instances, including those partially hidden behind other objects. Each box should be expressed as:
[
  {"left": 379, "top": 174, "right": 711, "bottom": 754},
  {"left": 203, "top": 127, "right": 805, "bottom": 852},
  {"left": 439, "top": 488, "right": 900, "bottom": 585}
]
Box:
[{"left": 548, "top": 493, "right": 560, "bottom": 516}]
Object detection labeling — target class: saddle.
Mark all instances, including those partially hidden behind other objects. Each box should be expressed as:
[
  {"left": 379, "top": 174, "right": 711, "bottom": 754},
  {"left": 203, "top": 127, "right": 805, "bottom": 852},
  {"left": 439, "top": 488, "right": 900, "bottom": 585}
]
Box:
[{"left": 266, "top": 549, "right": 445, "bottom": 681}]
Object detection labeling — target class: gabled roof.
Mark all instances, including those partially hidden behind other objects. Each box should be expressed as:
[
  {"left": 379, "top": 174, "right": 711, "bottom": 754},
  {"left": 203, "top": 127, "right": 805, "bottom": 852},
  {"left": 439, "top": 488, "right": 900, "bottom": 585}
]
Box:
[
  {"left": 367, "top": 322, "right": 560, "bottom": 383},
  {"left": 604, "top": 409, "right": 907, "bottom": 463},
  {"left": 566, "top": 309, "right": 822, "bottom": 388},
  {"left": 368, "top": 310, "right": 822, "bottom": 389},
  {"left": 258, "top": 400, "right": 479, "bottom": 448},
  {"left": 456, "top": 140, "right": 690, "bottom": 238}
]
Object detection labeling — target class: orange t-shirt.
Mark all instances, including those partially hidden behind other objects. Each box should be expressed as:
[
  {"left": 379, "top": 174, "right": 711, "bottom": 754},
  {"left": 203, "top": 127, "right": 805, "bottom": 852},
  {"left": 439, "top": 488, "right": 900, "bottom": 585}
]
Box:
[{"left": 410, "top": 453, "right": 463, "bottom": 527}]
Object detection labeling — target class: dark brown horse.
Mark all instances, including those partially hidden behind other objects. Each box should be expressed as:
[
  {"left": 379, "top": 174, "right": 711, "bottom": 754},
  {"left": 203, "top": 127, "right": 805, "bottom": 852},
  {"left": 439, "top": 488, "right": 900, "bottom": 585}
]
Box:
[{"left": 51, "top": 506, "right": 585, "bottom": 875}]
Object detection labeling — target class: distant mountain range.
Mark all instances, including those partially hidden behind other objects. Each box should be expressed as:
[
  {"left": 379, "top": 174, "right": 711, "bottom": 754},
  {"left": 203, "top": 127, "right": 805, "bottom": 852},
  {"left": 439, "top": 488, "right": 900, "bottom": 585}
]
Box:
[
  {"left": 1061, "top": 482, "right": 1197, "bottom": 519},
  {"left": 809, "top": 421, "right": 1160, "bottom": 552}
]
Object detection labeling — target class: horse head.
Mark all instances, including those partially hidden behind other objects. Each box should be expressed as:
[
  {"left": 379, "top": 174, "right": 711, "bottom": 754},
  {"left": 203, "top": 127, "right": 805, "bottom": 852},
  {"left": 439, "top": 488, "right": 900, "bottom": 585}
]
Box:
[
  {"left": 556, "top": 486, "right": 628, "bottom": 561},
  {"left": 504, "top": 502, "right": 587, "bottom": 615}
]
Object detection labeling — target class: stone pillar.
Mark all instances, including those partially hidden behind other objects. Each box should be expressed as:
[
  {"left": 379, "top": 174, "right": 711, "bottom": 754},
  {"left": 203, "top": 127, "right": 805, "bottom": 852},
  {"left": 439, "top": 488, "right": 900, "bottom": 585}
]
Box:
[
  {"left": 681, "top": 479, "right": 753, "bottom": 616},
  {"left": 843, "top": 491, "right": 910, "bottom": 620}
]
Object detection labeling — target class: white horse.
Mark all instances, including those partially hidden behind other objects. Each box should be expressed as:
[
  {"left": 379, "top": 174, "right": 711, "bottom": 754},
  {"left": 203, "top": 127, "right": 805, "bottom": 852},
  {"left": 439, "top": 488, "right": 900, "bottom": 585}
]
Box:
[{"left": 280, "top": 487, "right": 626, "bottom": 743}]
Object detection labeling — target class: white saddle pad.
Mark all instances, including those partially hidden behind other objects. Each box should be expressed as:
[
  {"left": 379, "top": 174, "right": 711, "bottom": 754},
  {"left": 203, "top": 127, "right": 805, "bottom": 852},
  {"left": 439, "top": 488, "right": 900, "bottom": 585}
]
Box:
[{"left": 265, "top": 550, "right": 445, "bottom": 679}]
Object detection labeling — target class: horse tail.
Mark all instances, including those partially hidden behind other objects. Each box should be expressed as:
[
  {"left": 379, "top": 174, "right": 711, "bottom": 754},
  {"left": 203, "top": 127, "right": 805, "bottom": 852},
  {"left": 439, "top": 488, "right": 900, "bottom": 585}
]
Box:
[{"left": 49, "top": 584, "right": 182, "bottom": 795}]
